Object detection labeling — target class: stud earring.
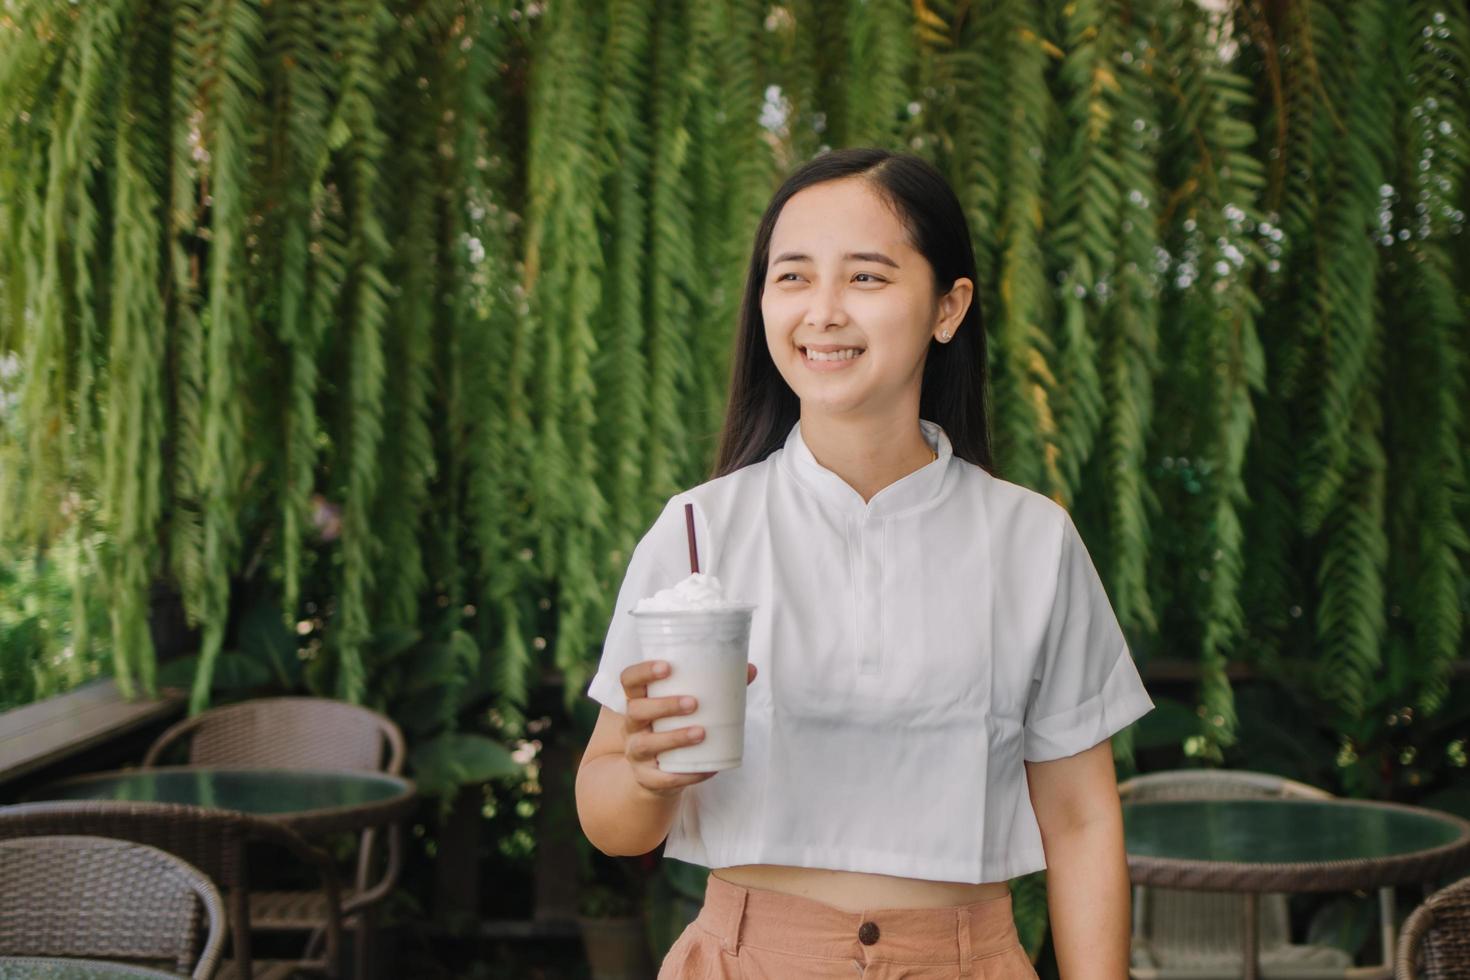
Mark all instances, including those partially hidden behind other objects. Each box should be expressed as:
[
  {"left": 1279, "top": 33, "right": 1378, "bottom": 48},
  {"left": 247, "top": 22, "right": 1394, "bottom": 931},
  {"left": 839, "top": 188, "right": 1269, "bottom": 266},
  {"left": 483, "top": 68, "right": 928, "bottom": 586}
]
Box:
[{"left": 940, "top": 330, "right": 951, "bottom": 341}]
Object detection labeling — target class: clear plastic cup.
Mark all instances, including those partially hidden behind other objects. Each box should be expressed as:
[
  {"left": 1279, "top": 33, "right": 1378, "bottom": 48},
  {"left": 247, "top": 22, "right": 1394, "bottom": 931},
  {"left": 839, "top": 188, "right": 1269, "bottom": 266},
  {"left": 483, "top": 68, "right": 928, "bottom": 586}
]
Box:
[{"left": 630, "top": 605, "right": 756, "bottom": 773}]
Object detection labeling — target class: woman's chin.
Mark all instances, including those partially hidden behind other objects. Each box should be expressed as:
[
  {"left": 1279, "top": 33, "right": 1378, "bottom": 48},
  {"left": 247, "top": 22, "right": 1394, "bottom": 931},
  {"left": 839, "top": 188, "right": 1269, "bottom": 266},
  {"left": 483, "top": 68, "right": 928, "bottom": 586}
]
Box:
[
  {"left": 780, "top": 363, "right": 885, "bottom": 415},
  {"left": 794, "top": 389, "right": 871, "bottom": 416}
]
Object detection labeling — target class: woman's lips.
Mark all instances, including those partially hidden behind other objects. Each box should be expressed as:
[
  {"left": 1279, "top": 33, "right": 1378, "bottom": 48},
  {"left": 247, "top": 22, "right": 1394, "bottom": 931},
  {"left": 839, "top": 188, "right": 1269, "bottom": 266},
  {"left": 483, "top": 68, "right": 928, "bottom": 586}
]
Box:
[{"left": 801, "top": 347, "right": 866, "bottom": 372}]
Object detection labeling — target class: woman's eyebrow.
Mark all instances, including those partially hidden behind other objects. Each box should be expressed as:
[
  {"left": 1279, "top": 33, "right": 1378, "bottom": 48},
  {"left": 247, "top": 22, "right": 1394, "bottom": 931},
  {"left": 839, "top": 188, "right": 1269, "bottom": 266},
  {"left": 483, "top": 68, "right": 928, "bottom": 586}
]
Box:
[{"left": 771, "top": 251, "right": 900, "bottom": 268}]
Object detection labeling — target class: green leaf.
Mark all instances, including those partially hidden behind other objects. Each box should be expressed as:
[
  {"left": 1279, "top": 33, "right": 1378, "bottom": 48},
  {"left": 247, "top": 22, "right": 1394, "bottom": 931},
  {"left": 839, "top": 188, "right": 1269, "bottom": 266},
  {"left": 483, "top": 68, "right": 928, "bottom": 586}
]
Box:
[
  {"left": 409, "top": 733, "right": 522, "bottom": 798},
  {"left": 660, "top": 858, "right": 709, "bottom": 901},
  {"left": 157, "top": 655, "right": 200, "bottom": 690},
  {"left": 1305, "top": 893, "right": 1376, "bottom": 956},
  {"left": 393, "top": 683, "right": 460, "bottom": 737},
  {"left": 158, "top": 652, "right": 271, "bottom": 691},
  {"left": 1132, "top": 698, "right": 1199, "bottom": 750},
  {"left": 399, "top": 643, "right": 462, "bottom": 695},
  {"left": 212, "top": 652, "right": 273, "bottom": 690},
  {"left": 368, "top": 628, "right": 423, "bottom": 668},
  {"left": 236, "top": 599, "right": 300, "bottom": 688}
]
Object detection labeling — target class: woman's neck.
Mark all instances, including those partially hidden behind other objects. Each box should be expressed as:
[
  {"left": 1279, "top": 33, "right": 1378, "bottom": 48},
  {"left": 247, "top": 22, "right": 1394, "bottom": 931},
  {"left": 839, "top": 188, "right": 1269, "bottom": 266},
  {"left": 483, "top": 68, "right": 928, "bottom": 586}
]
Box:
[{"left": 800, "top": 412, "right": 935, "bottom": 504}]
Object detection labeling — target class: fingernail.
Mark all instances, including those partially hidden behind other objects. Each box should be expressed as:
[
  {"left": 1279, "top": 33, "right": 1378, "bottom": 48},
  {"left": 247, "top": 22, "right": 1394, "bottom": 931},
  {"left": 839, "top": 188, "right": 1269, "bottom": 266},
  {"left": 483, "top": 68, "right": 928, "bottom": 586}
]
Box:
[
  {"left": 688, "top": 728, "right": 704, "bottom": 741},
  {"left": 679, "top": 697, "right": 695, "bottom": 711},
  {"left": 653, "top": 662, "right": 669, "bottom": 677}
]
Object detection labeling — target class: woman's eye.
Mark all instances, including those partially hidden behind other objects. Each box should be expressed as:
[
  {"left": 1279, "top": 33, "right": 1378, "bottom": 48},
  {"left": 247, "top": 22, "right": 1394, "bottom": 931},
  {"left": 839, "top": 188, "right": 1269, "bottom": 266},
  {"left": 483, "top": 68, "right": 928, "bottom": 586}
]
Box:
[{"left": 774, "top": 273, "right": 884, "bottom": 283}]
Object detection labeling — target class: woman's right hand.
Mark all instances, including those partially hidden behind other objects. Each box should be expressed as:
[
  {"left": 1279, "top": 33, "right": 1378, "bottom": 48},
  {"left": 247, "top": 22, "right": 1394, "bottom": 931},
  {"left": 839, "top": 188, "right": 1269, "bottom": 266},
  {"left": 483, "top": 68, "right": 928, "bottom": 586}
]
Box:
[{"left": 619, "top": 659, "right": 758, "bottom": 799}]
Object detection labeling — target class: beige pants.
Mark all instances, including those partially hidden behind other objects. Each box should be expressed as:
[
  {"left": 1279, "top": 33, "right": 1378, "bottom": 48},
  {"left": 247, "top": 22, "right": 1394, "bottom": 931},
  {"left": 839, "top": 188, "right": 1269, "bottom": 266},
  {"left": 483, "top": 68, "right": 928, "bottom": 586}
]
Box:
[{"left": 658, "top": 871, "right": 1042, "bottom": 979}]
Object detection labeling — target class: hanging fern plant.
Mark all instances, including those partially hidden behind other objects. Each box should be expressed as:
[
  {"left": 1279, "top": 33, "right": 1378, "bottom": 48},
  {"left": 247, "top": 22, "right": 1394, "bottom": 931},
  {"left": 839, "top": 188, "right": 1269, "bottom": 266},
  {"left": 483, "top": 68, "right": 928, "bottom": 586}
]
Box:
[{"left": 0, "top": 0, "right": 1465, "bottom": 827}]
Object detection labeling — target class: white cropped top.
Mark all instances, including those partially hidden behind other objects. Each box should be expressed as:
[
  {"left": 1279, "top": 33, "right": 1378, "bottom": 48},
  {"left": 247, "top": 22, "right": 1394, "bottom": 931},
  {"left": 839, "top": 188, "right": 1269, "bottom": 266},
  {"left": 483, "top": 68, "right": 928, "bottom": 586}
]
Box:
[{"left": 586, "top": 417, "right": 1155, "bottom": 884}]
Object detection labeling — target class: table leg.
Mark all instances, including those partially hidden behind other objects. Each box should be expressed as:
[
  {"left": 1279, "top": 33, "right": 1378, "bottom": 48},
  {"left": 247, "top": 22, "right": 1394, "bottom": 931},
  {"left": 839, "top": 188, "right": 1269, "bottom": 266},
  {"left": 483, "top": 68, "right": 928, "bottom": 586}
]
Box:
[
  {"left": 1379, "top": 887, "right": 1396, "bottom": 978},
  {"left": 1242, "top": 892, "right": 1259, "bottom": 980},
  {"left": 231, "top": 883, "right": 253, "bottom": 979}
]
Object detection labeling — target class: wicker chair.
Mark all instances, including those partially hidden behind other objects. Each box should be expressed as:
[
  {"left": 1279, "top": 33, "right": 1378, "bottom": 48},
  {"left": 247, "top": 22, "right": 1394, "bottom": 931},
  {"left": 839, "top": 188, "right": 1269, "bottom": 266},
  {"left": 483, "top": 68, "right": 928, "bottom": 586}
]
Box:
[
  {"left": 0, "top": 801, "right": 342, "bottom": 980},
  {"left": 1396, "top": 873, "right": 1470, "bottom": 979},
  {"left": 143, "top": 698, "right": 405, "bottom": 980},
  {"left": 0, "top": 834, "right": 226, "bottom": 978},
  {"left": 1121, "top": 769, "right": 1392, "bottom": 979}
]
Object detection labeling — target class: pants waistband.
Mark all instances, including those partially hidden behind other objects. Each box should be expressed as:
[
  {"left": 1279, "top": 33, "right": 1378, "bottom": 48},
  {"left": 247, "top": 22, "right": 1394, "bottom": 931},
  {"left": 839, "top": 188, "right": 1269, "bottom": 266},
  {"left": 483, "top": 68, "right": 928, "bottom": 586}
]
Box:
[{"left": 695, "top": 871, "right": 1022, "bottom": 971}]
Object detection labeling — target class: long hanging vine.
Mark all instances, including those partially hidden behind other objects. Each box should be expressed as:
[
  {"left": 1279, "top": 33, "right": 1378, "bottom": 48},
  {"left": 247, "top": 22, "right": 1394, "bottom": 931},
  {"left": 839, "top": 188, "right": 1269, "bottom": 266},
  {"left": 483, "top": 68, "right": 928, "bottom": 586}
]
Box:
[
  {"left": 1392, "top": 0, "right": 1470, "bottom": 718},
  {"left": 989, "top": 0, "right": 1065, "bottom": 496},
  {"left": 104, "top": 3, "right": 169, "bottom": 700},
  {"left": 190, "top": 0, "right": 263, "bottom": 713}
]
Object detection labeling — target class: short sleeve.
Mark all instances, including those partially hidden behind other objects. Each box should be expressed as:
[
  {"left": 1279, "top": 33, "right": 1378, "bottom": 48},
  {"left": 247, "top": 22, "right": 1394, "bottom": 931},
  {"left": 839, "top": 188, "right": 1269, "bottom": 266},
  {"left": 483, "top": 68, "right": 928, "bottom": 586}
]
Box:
[
  {"left": 1022, "top": 511, "right": 1155, "bottom": 762},
  {"left": 586, "top": 497, "right": 691, "bottom": 715}
]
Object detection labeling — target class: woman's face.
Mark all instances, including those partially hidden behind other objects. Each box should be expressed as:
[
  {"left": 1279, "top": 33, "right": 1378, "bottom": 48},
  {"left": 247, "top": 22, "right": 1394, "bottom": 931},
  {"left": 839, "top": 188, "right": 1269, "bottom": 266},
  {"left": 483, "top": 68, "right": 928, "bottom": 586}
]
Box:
[{"left": 761, "top": 178, "right": 965, "bottom": 420}]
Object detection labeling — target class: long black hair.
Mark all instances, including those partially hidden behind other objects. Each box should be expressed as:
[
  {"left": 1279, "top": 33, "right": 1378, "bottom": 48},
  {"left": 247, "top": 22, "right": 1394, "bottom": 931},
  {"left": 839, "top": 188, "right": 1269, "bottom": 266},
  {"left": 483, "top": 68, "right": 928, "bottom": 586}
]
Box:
[{"left": 710, "top": 146, "right": 993, "bottom": 479}]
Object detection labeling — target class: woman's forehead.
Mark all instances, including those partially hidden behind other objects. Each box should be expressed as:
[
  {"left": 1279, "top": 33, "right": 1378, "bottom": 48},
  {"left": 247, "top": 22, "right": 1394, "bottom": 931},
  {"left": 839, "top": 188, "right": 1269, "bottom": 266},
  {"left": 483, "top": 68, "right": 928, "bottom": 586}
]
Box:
[{"left": 770, "top": 181, "right": 910, "bottom": 255}]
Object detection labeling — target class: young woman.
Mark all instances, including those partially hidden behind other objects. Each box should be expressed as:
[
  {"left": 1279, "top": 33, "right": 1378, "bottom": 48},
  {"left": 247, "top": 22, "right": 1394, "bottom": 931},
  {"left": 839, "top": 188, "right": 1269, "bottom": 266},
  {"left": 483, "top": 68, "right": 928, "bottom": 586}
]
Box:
[{"left": 575, "top": 147, "right": 1154, "bottom": 979}]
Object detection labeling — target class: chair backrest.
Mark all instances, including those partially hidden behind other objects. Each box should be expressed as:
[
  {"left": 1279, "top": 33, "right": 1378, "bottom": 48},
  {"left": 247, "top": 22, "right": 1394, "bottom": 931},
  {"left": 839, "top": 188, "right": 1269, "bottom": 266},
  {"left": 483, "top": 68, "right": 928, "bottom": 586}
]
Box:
[
  {"left": 1119, "top": 769, "right": 1334, "bottom": 959},
  {"left": 143, "top": 697, "right": 405, "bottom": 774},
  {"left": 0, "top": 801, "right": 254, "bottom": 889},
  {"left": 1118, "top": 768, "right": 1335, "bottom": 803},
  {"left": 0, "top": 834, "right": 226, "bottom": 979},
  {"left": 0, "top": 800, "right": 342, "bottom": 979},
  {"left": 1396, "top": 873, "right": 1470, "bottom": 980}
]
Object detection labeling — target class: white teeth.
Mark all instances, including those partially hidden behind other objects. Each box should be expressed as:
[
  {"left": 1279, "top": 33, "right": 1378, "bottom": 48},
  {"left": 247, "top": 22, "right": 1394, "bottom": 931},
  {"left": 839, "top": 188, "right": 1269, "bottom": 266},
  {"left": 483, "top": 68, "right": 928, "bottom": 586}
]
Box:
[{"left": 806, "top": 348, "right": 863, "bottom": 362}]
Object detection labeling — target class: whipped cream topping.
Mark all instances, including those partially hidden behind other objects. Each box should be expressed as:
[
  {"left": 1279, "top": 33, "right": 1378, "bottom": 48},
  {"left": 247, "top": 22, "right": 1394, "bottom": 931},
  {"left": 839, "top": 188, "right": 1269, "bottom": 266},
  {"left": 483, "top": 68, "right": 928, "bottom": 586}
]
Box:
[{"left": 634, "top": 572, "right": 748, "bottom": 612}]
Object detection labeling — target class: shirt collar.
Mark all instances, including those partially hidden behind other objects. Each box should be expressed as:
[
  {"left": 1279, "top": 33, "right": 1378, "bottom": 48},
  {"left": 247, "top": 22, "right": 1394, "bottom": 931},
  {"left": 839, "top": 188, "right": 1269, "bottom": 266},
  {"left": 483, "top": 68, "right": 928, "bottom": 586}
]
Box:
[{"left": 780, "top": 417, "right": 955, "bottom": 521}]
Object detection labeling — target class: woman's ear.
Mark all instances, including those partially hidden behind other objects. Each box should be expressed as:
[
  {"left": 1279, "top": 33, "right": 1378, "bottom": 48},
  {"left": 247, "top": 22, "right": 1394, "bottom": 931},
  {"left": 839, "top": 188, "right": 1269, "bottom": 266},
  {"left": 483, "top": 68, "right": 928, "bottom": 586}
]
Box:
[{"left": 934, "top": 277, "right": 973, "bottom": 342}]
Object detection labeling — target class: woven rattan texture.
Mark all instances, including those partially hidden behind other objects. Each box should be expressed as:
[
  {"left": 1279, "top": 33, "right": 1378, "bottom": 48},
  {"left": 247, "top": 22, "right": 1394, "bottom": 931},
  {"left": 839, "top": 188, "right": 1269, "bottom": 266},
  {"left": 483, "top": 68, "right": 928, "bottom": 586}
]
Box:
[
  {"left": 143, "top": 699, "right": 403, "bottom": 774},
  {"left": 0, "top": 803, "right": 255, "bottom": 890},
  {"left": 1397, "top": 874, "right": 1470, "bottom": 980},
  {"left": 0, "top": 801, "right": 340, "bottom": 979},
  {"left": 1120, "top": 769, "right": 1336, "bottom": 803},
  {"left": 0, "top": 835, "right": 224, "bottom": 978}
]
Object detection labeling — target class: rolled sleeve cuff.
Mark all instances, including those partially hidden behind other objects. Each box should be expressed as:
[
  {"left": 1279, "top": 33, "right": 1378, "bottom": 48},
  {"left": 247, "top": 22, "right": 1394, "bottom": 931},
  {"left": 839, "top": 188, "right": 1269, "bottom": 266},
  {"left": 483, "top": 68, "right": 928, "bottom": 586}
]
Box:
[
  {"left": 1022, "top": 647, "right": 1155, "bottom": 762},
  {"left": 587, "top": 670, "right": 628, "bottom": 716}
]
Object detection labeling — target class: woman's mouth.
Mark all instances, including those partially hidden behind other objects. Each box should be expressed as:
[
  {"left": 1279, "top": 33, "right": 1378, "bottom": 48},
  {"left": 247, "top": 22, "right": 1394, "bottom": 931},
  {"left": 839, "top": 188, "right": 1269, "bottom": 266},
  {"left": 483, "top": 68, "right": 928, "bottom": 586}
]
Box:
[{"left": 801, "top": 346, "right": 866, "bottom": 371}]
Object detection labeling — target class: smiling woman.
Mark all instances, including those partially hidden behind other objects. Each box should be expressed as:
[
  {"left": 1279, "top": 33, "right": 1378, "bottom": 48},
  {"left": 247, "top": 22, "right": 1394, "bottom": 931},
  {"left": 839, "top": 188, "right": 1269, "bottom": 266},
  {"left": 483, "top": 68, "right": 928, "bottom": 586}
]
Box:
[
  {"left": 709, "top": 148, "right": 992, "bottom": 489},
  {"left": 577, "top": 146, "right": 1153, "bottom": 979},
  {"left": 758, "top": 179, "right": 976, "bottom": 443},
  {"left": 757, "top": 174, "right": 973, "bottom": 501}
]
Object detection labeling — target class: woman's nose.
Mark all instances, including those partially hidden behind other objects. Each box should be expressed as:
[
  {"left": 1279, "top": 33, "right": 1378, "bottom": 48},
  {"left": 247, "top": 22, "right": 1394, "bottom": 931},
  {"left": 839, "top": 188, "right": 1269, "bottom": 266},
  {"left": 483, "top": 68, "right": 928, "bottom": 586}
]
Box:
[{"left": 803, "top": 278, "right": 848, "bottom": 327}]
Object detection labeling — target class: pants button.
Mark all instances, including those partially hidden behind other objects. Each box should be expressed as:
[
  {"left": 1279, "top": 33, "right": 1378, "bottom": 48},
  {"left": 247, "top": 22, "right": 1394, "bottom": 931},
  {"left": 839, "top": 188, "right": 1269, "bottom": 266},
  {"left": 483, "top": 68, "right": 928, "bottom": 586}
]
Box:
[{"left": 858, "top": 921, "right": 880, "bottom": 945}]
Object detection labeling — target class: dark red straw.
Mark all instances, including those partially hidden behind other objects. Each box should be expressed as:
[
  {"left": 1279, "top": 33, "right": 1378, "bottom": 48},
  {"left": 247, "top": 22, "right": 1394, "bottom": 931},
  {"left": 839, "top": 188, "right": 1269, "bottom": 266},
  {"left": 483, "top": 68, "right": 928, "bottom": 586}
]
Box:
[{"left": 684, "top": 503, "right": 700, "bottom": 574}]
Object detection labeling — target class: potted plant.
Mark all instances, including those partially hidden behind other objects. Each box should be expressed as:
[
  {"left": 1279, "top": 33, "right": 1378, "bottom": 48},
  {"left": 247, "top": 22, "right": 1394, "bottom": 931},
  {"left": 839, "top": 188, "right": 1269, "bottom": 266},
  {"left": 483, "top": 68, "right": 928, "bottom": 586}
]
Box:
[
  {"left": 576, "top": 849, "right": 657, "bottom": 979},
  {"left": 643, "top": 856, "right": 708, "bottom": 963}
]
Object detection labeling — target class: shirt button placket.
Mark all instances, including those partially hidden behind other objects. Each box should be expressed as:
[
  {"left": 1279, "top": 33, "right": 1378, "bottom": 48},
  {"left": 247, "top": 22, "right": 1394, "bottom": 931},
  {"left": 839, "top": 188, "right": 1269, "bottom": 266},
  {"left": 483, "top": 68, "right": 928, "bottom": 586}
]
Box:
[{"left": 856, "top": 517, "right": 884, "bottom": 675}]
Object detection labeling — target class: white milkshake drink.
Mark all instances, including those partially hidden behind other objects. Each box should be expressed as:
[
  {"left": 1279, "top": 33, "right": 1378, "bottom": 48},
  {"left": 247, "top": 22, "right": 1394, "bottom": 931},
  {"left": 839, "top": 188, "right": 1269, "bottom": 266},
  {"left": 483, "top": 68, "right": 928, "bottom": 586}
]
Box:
[{"left": 631, "top": 573, "right": 755, "bottom": 773}]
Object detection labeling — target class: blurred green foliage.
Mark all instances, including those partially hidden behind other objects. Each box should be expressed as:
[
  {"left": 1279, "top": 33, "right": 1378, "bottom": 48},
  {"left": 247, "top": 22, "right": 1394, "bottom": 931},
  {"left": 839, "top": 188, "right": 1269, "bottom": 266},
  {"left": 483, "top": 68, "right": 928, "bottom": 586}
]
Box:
[{"left": 0, "top": 540, "right": 110, "bottom": 710}]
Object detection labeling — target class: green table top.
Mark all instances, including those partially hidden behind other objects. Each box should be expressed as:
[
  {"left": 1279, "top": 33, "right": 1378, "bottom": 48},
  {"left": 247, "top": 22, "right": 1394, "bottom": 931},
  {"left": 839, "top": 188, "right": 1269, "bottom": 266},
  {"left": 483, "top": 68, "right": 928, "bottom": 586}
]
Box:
[
  {"left": 0, "top": 958, "right": 181, "bottom": 979},
  {"left": 1122, "top": 797, "right": 1470, "bottom": 891},
  {"left": 27, "top": 767, "right": 415, "bottom": 835}
]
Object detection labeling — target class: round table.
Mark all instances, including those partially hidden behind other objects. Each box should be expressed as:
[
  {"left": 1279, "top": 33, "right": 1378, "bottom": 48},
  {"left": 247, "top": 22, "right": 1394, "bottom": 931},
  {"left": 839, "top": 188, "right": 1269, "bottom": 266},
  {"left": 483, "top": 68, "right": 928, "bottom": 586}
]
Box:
[
  {"left": 1123, "top": 797, "right": 1470, "bottom": 980},
  {"left": 0, "top": 958, "right": 183, "bottom": 979},
  {"left": 29, "top": 767, "right": 417, "bottom": 835}
]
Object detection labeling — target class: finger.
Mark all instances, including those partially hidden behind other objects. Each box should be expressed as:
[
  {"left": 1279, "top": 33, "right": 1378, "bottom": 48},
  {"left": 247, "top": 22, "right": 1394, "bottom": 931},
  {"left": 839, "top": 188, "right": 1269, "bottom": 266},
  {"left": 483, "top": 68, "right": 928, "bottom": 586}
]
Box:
[
  {"left": 639, "top": 769, "right": 717, "bottom": 795},
  {"left": 747, "top": 663, "right": 758, "bottom": 685},
  {"left": 619, "top": 659, "right": 670, "bottom": 702},
  {"left": 627, "top": 725, "right": 705, "bottom": 762},
  {"left": 625, "top": 694, "right": 697, "bottom": 726}
]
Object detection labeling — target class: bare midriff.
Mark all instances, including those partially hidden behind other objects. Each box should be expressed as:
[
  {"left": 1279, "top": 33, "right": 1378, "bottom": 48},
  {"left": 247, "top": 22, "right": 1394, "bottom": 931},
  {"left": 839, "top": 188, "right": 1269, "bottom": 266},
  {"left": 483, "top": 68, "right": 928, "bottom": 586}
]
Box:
[{"left": 712, "top": 865, "right": 1011, "bottom": 911}]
